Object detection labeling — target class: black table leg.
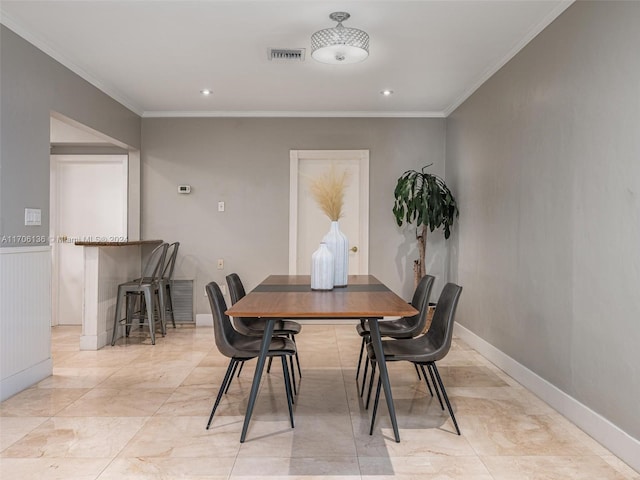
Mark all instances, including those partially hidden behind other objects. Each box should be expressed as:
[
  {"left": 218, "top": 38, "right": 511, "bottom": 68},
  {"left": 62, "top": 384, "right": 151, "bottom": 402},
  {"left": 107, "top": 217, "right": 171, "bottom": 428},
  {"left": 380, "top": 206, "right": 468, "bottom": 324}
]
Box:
[
  {"left": 368, "top": 318, "right": 400, "bottom": 442},
  {"left": 240, "top": 317, "right": 276, "bottom": 443}
]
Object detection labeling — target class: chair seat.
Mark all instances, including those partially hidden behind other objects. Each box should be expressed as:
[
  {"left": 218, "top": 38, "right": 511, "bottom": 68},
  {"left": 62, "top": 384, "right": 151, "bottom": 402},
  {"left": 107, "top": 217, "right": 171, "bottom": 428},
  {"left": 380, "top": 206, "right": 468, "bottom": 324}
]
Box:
[
  {"left": 366, "top": 336, "right": 441, "bottom": 363},
  {"left": 232, "top": 335, "right": 297, "bottom": 359},
  {"left": 240, "top": 318, "right": 302, "bottom": 336},
  {"left": 356, "top": 317, "right": 415, "bottom": 339}
]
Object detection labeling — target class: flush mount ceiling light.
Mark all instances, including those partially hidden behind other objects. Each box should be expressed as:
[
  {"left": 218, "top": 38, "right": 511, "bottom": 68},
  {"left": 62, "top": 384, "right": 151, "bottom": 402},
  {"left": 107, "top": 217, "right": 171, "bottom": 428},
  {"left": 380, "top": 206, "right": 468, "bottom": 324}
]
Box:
[
  {"left": 200, "top": 89, "right": 212, "bottom": 96},
  {"left": 311, "top": 12, "right": 369, "bottom": 64},
  {"left": 381, "top": 89, "right": 394, "bottom": 96}
]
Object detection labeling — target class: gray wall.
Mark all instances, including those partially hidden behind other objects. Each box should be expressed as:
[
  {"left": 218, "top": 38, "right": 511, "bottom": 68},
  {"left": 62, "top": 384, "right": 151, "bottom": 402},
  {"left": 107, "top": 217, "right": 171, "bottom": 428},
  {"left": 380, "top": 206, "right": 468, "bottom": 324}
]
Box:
[
  {"left": 0, "top": 25, "right": 141, "bottom": 245},
  {"left": 446, "top": 2, "right": 640, "bottom": 440},
  {"left": 0, "top": 25, "right": 141, "bottom": 398},
  {"left": 141, "top": 117, "right": 447, "bottom": 314}
]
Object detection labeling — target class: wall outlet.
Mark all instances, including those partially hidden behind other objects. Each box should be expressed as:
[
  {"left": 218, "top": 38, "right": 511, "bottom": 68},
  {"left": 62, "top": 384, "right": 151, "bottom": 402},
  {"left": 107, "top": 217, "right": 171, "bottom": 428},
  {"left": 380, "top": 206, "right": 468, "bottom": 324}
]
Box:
[{"left": 217, "top": 258, "right": 224, "bottom": 270}]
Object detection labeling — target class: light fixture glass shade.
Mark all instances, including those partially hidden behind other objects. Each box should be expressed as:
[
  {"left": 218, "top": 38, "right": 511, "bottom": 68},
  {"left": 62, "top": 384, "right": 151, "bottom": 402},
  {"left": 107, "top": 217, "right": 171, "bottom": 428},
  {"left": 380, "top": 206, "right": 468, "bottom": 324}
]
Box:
[{"left": 311, "top": 12, "right": 369, "bottom": 64}]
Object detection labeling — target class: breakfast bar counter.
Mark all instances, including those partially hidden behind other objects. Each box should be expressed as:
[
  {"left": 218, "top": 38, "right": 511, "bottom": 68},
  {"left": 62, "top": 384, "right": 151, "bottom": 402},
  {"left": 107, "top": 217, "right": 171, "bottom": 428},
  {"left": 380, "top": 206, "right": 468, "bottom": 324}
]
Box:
[{"left": 75, "top": 240, "right": 162, "bottom": 350}]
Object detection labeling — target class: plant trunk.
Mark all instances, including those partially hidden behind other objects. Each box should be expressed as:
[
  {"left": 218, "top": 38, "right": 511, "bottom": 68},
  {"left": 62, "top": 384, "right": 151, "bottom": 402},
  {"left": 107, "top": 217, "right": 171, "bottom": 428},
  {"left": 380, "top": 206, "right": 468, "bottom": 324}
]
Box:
[{"left": 414, "top": 225, "right": 427, "bottom": 287}]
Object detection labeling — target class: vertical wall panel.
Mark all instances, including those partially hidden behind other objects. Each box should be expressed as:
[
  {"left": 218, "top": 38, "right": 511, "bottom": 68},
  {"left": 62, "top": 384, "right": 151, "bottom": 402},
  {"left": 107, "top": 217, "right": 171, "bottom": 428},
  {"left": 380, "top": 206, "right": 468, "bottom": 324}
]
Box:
[{"left": 0, "top": 247, "right": 52, "bottom": 400}]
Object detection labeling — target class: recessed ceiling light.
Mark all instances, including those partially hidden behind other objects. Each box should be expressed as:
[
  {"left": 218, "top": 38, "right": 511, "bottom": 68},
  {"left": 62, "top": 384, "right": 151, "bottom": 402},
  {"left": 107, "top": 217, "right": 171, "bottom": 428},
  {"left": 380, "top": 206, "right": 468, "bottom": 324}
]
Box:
[
  {"left": 200, "top": 89, "right": 212, "bottom": 96},
  {"left": 381, "top": 89, "right": 394, "bottom": 96}
]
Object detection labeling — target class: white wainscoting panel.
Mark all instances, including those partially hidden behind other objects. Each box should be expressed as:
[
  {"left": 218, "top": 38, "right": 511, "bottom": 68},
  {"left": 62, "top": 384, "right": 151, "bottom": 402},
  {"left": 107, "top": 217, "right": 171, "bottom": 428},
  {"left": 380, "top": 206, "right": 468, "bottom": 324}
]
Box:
[{"left": 0, "top": 247, "right": 52, "bottom": 401}]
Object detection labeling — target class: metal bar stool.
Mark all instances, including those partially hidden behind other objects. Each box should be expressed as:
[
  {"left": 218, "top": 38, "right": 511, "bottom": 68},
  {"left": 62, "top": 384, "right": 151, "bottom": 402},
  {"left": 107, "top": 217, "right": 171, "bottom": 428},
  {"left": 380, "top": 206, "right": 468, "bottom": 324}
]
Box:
[{"left": 111, "top": 242, "right": 168, "bottom": 345}]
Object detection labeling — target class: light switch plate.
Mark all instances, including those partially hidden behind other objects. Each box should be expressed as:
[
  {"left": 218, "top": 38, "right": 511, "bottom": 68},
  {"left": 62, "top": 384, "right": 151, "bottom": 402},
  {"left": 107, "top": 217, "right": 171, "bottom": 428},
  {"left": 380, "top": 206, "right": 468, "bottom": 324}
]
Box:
[
  {"left": 25, "top": 208, "right": 41, "bottom": 226},
  {"left": 218, "top": 201, "right": 225, "bottom": 212}
]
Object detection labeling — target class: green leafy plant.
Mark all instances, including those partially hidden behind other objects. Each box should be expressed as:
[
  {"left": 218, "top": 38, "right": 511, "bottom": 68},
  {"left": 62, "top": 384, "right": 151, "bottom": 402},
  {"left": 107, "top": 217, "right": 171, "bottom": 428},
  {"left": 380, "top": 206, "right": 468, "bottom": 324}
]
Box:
[{"left": 393, "top": 164, "right": 459, "bottom": 285}]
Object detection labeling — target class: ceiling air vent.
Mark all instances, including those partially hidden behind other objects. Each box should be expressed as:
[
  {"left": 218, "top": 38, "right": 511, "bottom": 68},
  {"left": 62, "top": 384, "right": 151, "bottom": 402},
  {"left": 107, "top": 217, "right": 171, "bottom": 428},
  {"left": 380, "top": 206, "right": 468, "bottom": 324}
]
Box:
[{"left": 268, "top": 48, "right": 306, "bottom": 62}]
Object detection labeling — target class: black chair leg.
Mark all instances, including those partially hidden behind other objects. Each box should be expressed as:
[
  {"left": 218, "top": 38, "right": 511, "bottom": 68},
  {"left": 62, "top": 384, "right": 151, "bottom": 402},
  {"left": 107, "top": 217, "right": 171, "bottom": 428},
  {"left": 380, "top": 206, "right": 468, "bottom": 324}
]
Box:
[
  {"left": 356, "top": 336, "right": 366, "bottom": 379},
  {"left": 236, "top": 361, "right": 245, "bottom": 378},
  {"left": 281, "top": 356, "right": 295, "bottom": 428},
  {"left": 430, "top": 363, "right": 460, "bottom": 435},
  {"left": 267, "top": 356, "right": 273, "bottom": 373},
  {"left": 224, "top": 361, "right": 240, "bottom": 394},
  {"left": 418, "top": 364, "right": 434, "bottom": 397},
  {"left": 360, "top": 356, "right": 370, "bottom": 397},
  {"left": 369, "top": 376, "right": 382, "bottom": 435},
  {"left": 288, "top": 353, "right": 297, "bottom": 397},
  {"left": 291, "top": 334, "right": 302, "bottom": 378},
  {"left": 365, "top": 361, "right": 377, "bottom": 409},
  {"left": 414, "top": 363, "right": 422, "bottom": 380},
  {"left": 427, "top": 363, "right": 444, "bottom": 410},
  {"left": 206, "top": 359, "right": 236, "bottom": 429}
]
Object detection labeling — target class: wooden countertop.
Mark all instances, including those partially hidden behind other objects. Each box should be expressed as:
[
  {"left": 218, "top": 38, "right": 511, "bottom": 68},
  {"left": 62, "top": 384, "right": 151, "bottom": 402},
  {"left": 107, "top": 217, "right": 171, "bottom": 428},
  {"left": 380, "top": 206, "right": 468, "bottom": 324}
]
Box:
[{"left": 75, "top": 239, "right": 163, "bottom": 246}]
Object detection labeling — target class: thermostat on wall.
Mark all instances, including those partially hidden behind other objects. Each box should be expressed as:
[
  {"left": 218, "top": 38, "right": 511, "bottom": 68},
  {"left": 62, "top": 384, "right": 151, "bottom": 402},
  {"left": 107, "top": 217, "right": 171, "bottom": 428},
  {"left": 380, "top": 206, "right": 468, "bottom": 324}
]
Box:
[{"left": 178, "top": 185, "right": 191, "bottom": 194}]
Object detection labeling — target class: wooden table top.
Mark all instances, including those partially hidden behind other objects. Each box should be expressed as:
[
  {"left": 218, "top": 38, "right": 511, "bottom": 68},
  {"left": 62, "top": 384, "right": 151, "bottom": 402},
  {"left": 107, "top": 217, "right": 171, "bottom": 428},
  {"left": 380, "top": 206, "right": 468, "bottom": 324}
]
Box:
[{"left": 226, "top": 275, "right": 418, "bottom": 318}]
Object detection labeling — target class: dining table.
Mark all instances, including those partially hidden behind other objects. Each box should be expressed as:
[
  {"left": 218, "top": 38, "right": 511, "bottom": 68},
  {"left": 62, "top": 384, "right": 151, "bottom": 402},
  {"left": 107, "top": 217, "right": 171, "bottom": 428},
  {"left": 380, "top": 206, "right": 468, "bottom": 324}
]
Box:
[{"left": 225, "top": 274, "right": 418, "bottom": 443}]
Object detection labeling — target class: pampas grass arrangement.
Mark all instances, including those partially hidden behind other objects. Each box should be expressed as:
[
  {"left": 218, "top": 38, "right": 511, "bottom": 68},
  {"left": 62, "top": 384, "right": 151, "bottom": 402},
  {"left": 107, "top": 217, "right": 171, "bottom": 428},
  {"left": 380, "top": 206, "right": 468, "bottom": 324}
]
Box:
[{"left": 309, "top": 166, "right": 350, "bottom": 221}]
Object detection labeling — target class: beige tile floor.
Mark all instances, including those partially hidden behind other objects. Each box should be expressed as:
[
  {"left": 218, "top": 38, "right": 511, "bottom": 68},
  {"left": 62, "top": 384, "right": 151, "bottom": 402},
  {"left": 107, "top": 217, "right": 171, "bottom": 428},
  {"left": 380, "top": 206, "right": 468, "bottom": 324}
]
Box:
[{"left": 1, "top": 324, "right": 638, "bottom": 480}]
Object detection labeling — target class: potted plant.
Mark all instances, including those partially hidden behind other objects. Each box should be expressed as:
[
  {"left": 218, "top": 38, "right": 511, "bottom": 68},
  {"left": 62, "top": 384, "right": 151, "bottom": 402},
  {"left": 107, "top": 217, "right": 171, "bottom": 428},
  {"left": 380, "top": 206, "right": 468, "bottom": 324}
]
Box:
[{"left": 393, "top": 164, "right": 459, "bottom": 286}]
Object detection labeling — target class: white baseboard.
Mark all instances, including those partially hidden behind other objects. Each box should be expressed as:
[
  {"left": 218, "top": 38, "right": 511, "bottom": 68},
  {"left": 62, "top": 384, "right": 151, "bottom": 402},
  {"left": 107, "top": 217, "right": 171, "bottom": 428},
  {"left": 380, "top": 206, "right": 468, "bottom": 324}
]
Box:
[
  {"left": 0, "top": 358, "right": 53, "bottom": 402},
  {"left": 80, "top": 331, "right": 111, "bottom": 350},
  {"left": 454, "top": 322, "right": 640, "bottom": 473}
]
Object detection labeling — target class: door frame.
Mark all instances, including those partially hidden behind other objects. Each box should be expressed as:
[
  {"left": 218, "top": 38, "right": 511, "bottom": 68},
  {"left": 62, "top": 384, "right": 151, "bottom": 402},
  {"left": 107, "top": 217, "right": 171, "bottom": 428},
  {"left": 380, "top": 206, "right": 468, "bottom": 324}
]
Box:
[
  {"left": 289, "top": 149, "right": 369, "bottom": 275},
  {"left": 49, "top": 155, "right": 128, "bottom": 326}
]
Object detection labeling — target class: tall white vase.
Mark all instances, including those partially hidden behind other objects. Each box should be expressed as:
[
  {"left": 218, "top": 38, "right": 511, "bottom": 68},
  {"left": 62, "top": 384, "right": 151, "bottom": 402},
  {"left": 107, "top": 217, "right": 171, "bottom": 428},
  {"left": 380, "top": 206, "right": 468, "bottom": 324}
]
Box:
[
  {"left": 322, "top": 221, "right": 348, "bottom": 287},
  {"left": 311, "top": 242, "right": 334, "bottom": 290}
]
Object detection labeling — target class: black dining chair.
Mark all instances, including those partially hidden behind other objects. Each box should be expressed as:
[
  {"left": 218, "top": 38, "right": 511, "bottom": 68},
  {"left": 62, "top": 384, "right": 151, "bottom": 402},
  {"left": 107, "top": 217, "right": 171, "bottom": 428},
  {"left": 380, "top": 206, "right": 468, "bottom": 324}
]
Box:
[
  {"left": 226, "top": 273, "right": 302, "bottom": 390},
  {"left": 205, "top": 281, "right": 296, "bottom": 430},
  {"left": 357, "top": 275, "right": 435, "bottom": 401},
  {"left": 367, "top": 282, "right": 463, "bottom": 435}
]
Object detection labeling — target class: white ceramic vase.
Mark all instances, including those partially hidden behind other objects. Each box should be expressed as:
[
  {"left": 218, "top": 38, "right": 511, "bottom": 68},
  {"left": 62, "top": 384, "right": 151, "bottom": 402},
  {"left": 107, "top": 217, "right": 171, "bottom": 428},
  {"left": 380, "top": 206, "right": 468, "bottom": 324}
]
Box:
[
  {"left": 311, "top": 242, "right": 334, "bottom": 290},
  {"left": 322, "top": 221, "right": 348, "bottom": 287}
]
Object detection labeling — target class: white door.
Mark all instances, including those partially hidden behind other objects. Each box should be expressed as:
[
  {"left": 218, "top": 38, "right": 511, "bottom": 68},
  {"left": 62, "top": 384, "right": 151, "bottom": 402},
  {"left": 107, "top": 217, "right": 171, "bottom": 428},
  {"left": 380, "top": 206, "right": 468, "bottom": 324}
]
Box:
[
  {"left": 289, "top": 150, "right": 369, "bottom": 275},
  {"left": 51, "top": 155, "right": 127, "bottom": 325}
]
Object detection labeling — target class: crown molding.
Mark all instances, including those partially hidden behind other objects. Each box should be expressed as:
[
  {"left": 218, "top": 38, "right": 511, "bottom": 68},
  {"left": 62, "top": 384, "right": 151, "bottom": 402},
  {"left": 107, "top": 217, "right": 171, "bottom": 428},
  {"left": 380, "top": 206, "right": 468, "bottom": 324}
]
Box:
[
  {"left": 443, "top": 0, "right": 575, "bottom": 117},
  {"left": 3, "top": 0, "right": 573, "bottom": 121},
  {"left": 0, "top": 10, "right": 144, "bottom": 116},
  {"left": 143, "top": 110, "right": 446, "bottom": 118}
]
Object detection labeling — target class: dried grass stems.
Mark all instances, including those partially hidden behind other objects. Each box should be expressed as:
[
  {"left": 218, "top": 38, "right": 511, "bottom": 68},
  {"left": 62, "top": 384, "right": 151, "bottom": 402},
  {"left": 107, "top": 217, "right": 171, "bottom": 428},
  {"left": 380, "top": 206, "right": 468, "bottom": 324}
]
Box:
[{"left": 308, "top": 166, "right": 350, "bottom": 221}]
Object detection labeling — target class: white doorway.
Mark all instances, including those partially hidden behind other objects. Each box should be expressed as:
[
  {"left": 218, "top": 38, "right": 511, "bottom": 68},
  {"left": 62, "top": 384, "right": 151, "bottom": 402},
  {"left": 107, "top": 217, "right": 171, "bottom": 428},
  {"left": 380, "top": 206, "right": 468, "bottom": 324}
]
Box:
[
  {"left": 289, "top": 150, "right": 369, "bottom": 275},
  {"left": 50, "top": 155, "right": 128, "bottom": 325}
]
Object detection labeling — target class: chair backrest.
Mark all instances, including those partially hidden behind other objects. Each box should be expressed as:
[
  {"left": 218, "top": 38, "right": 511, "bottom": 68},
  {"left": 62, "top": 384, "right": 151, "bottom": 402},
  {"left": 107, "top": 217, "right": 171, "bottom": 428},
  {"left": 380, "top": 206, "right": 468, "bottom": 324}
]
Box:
[
  {"left": 139, "top": 243, "right": 168, "bottom": 285},
  {"left": 206, "top": 281, "right": 243, "bottom": 359},
  {"left": 423, "top": 283, "right": 463, "bottom": 361},
  {"left": 226, "top": 273, "right": 259, "bottom": 331},
  {"left": 405, "top": 275, "right": 435, "bottom": 334},
  {"left": 226, "top": 273, "right": 246, "bottom": 305},
  {"left": 161, "top": 242, "right": 180, "bottom": 280}
]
